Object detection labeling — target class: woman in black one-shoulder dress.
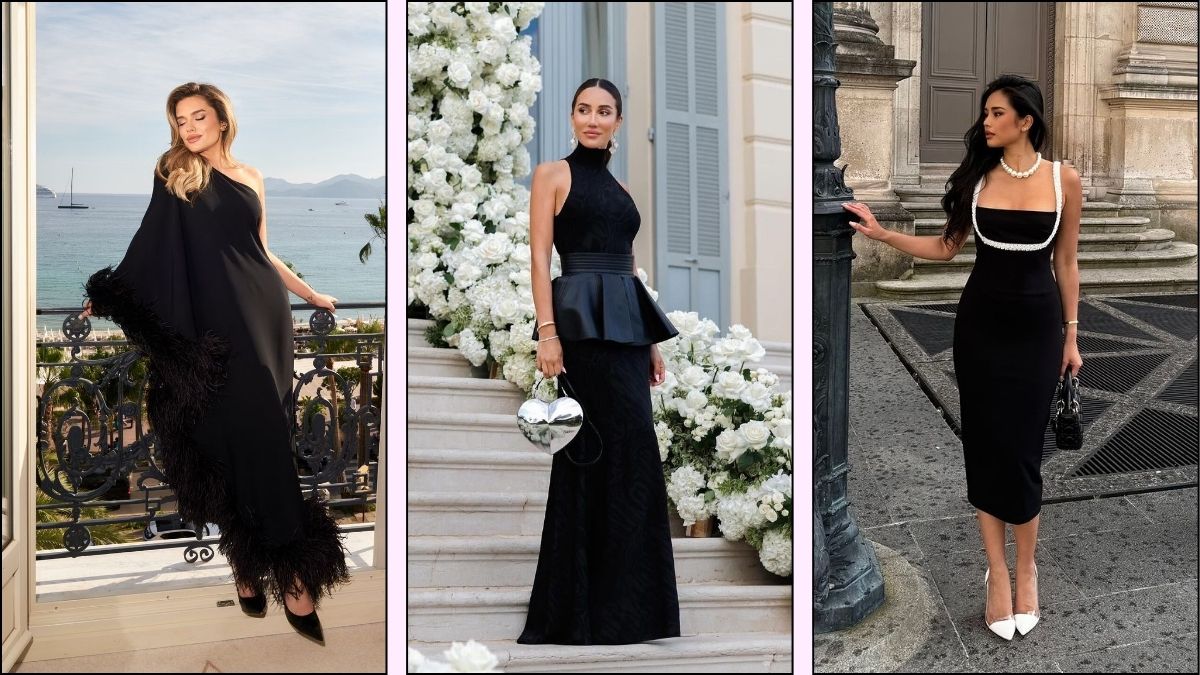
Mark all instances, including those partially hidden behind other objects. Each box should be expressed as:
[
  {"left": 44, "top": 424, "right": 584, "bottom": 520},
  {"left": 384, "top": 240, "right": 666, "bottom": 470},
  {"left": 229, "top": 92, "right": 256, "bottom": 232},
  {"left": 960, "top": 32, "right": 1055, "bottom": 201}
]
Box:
[
  {"left": 843, "top": 75, "right": 1082, "bottom": 642},
  {"left": 82, "top": 82, "right": 349, "bottom": 643},
  {"left": 521, "top": 78, "right": 682, "bottom": 645}
]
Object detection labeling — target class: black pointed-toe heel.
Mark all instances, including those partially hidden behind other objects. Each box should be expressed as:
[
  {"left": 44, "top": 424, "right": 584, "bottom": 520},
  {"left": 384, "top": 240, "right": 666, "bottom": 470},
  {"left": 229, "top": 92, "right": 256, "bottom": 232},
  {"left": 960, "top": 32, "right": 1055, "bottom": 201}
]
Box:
[
  {"left": 284, "top": 604, "right": 325, "bottom": 644},
  {"left": 237, "top": 590, "right": 267, "bottom": 617}
]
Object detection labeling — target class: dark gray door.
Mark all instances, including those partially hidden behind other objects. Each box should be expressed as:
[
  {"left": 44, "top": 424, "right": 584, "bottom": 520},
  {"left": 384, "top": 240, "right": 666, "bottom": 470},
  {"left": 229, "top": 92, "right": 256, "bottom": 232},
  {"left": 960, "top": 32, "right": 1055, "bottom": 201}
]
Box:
[{"left": 921, "top": 2, "right": 1053, "bottom": 163}]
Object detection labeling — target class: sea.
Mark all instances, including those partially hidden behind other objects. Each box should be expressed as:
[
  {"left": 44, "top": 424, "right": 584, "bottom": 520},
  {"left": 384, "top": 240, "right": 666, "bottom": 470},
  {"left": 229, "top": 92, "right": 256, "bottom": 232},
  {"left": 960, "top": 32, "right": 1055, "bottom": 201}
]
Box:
[{"left": 36, "top": 193, "right": 387, "bottom": 336}]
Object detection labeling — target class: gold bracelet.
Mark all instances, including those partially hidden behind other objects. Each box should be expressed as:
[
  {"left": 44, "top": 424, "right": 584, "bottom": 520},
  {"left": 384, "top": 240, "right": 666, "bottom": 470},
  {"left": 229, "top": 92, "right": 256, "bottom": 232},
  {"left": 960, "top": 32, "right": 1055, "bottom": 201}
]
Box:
[
  {"left": 1064, "top": 320, "right": 1079, "bottom": 325},
  {"left": 537, "top": 320, "right": 556, "bottom": 330},
  {"left": 538, "top": 335, "right": 559, "bottom": 343}
]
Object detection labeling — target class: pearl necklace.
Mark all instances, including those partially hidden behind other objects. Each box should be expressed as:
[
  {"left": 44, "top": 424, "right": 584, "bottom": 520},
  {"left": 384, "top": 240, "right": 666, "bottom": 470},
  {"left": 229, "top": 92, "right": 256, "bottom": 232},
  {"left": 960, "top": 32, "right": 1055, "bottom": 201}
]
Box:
[{"left": 1000, "top": 152, "right": 1042, "bottom": 179}]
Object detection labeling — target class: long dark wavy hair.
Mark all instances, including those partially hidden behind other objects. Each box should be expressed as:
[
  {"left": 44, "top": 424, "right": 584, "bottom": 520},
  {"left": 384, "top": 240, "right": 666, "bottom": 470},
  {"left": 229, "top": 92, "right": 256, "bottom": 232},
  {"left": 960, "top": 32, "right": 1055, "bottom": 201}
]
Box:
[
  {"left": 940, "top": 75, "right": 1048, "bottom": 247},
  {"left": 570, "top": 77, "right": 622, "bottom": 166}
]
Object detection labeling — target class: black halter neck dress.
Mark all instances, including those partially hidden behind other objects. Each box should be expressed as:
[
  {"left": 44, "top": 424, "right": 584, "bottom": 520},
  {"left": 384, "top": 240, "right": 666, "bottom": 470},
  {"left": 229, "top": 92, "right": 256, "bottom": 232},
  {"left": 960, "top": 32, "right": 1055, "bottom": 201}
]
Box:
[{"left": 519, "top": 143, "right": 682, "bottom": 645}]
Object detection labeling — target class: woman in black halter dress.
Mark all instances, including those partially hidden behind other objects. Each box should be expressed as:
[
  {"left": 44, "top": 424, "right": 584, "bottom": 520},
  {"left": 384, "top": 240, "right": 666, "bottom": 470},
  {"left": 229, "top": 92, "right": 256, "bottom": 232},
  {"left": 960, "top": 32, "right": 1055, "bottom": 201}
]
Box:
[
  {"left": 82, "top": 83, "right": 349, "bottom": 643},
  {"left": 842, "top": 76, "right": 1082, "bottom": 641},
  {"left": 521, "top": 78, "right": 681, "bottom": 645}
]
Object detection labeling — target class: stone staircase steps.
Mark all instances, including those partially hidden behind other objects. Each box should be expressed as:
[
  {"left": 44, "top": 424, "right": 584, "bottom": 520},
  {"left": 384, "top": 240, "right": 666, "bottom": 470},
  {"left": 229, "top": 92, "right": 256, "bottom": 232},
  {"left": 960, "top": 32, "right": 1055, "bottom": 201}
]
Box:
[
  {"left": 407, "top": 584, "right": 793, "bottom": 643},
  {"left": 409, "top": 491, "right": 549, "bottom": 536},
  {"left": 409, "top": 318, "right": 436, "bottom": 346},
  {"left": 876, "top": 266, "right": 1199, "bottom": 300},
  {"left": 407, "top": 633, "right": 793, "bottom": 673},
  {"left": 410, "top": 411, "right": 535, "bottom": 452},
  {"left": 408, "top": 447, "right": 551, "bottom": 493},
  {"left": 913, "top": 242, "right": 1198, "bottom": 275},
  {"left": 409, "top": 346, "right": 477, "bottom": 378},
  {"left": 408, "top": 535, "right": 784, "bottom": 588},
  {"left": 409, "top": 375, "right": 527, "bottom": 415}
]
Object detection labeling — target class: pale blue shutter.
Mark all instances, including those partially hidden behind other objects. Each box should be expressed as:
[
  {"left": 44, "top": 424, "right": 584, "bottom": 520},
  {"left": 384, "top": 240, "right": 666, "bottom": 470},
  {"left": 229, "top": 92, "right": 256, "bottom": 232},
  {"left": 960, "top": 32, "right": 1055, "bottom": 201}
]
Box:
[
  {"left": 653, "top": 2, "right": 729, "bottom": 331},
  {"left": 533, "top": 3, "right": 584, "bottom": 167}
]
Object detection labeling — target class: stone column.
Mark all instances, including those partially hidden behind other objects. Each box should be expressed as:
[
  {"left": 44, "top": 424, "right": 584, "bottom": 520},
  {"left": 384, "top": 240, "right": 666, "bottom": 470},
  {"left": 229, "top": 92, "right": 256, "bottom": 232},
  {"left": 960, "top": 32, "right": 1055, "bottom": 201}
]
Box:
[
  {"left": 1097, "top": 2, "right": 1198, "bottom": 243},
  {"left": 831, "top": 2, "right": 917, "bottom": 295}
]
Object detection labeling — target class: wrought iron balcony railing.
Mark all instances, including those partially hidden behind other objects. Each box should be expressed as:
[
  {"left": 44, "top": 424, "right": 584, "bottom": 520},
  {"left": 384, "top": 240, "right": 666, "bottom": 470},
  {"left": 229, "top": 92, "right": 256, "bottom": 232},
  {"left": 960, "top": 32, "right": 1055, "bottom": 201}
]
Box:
[{"left": 33, "top": 303, "right": 385, "bottom": 564}]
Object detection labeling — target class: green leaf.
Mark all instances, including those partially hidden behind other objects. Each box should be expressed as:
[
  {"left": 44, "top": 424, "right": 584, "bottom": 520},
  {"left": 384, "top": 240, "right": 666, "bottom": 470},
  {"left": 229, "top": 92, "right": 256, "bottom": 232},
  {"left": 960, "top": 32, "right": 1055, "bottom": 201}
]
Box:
[
  {"left": 442, "top": 323, "right": 457, "bottom": 338},
  {"left": 736, "top": 451, "right": 758, "bottom": 473},
  {"left": 443, "top": 271, "right": 455, "bottom": 286},
  {"left": 703, "top": 489, "right": 716, "bottom": 503}
]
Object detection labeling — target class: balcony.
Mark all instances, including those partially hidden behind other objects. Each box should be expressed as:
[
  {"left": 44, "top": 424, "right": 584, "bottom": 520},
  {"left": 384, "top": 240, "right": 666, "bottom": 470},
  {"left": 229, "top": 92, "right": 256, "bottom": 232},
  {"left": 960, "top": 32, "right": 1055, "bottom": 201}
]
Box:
[{"left": 30, "top": 303, "right": 384, "bottom": 600}]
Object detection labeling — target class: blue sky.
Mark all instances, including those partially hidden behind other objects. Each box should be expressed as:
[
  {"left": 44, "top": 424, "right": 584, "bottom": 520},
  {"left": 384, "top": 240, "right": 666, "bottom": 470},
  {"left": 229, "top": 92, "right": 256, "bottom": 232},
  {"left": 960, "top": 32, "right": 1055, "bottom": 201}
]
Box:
[{"left": 36, "top": 1, "right": 385, "bottom": 195}]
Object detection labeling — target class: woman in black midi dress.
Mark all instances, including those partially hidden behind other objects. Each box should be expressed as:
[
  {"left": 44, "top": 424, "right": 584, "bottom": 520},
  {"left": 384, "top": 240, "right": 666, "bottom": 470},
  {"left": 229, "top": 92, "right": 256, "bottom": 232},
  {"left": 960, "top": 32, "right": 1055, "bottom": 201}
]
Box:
[
  {"left": 81, "top": 83, "right": 349, "bottom": 643},
  {"left": 843, "top": 76, "right": 1082, "bottom": 641},
  {"left": 522, "top": 78, "right": 682, "bottom": 645}
]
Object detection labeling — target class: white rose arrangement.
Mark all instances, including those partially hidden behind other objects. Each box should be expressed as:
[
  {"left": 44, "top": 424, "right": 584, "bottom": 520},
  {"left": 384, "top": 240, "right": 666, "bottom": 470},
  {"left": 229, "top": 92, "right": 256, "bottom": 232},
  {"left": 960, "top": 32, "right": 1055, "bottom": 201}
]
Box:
[
  {"left": 654, "top": 311, "right": 792, "bottom": 577},
  {"left": 407, "top": 1, "right": 546, "bottom": 382},
  {"left": 408, "top": 640, "right": 502, "bottom": 673}
]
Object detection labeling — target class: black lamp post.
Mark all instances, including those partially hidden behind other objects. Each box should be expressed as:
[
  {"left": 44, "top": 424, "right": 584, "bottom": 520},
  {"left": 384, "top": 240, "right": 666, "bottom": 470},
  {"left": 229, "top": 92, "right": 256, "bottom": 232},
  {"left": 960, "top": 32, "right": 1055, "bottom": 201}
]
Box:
[{"left": 812, "top": 1, "right": 885, "bottom": 634}]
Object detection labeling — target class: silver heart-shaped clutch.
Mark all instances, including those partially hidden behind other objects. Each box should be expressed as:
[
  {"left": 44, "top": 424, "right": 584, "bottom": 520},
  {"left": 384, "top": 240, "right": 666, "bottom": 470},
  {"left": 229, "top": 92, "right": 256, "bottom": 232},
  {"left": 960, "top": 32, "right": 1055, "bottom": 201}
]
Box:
[{"left": 517, "top": 395, "right": 583, "bottom": 455}]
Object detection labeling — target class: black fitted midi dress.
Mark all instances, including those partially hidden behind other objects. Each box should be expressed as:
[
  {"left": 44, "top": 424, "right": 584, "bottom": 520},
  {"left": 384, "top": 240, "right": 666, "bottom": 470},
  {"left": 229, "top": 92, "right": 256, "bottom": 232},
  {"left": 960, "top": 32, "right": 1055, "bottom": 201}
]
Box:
[
  {"left": 85, "top": 166, "right": 349, "bottom": 607},
  {"left": 953, "top": 160, "right": 1066, "bottom": 526},
  {"left": 519, "top": 143, "right": 682, "bottom": 645}
]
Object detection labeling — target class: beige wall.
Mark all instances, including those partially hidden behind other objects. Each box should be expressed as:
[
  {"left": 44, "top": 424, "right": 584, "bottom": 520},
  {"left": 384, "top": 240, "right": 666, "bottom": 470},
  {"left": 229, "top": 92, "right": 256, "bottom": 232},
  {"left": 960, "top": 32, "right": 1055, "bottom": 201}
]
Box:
[{"left": 728, "top": 2, "right": 793, "bottom": 344}]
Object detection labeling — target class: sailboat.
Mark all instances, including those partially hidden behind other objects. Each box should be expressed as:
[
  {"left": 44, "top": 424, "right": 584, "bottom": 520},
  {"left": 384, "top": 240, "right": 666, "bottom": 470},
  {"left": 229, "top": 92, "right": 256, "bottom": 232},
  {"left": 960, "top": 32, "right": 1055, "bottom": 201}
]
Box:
[{"left": 57, "top": 168, "right": 89, "bottom": 209}]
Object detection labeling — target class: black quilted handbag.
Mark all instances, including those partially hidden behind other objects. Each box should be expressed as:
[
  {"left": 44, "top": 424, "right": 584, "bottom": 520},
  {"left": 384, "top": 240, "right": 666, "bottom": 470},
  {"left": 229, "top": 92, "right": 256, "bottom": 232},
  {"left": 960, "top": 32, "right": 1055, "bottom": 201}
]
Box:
[{"left": 1052, "top": 371, "right": 1083, "bottom": 450}]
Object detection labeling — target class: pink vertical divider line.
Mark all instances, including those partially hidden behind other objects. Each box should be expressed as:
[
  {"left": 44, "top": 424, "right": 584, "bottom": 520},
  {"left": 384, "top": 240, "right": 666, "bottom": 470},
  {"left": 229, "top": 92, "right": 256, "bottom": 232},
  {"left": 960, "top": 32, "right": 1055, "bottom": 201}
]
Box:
[
  {"left": 387, "top": 1, "right": 406, "bottom": 672},
  {"left": 795, "top": 6, "right": 815, "bottom": 675}
]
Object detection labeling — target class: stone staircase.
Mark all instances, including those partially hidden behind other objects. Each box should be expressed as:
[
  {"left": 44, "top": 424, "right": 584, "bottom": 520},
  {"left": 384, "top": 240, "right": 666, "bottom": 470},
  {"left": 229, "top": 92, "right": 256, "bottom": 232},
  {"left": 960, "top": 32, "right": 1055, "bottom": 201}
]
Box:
[
  {"left": 407, "top": 318, "right": 793, "bottom": 673},
  {"left": 874, "top": 170, "right": 1198, "bottom": 299}
]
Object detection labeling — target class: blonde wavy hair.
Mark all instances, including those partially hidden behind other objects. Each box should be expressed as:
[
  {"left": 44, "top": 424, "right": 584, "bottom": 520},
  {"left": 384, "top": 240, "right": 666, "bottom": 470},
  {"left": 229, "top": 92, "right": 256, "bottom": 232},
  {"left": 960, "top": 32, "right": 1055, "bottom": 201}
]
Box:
[{"left": 157, "top": 82, "right": 242, "bottom": 202}]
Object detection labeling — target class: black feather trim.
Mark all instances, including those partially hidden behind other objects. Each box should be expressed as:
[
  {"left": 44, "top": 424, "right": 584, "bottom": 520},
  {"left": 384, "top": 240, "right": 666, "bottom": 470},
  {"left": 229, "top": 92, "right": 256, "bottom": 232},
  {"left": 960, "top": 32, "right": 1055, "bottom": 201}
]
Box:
[
  {"left": 218, "top": 493, "right": 352, "bottom": 608},
  {"left": 84, "top": 266, "right": 232, "bottom": 528}
]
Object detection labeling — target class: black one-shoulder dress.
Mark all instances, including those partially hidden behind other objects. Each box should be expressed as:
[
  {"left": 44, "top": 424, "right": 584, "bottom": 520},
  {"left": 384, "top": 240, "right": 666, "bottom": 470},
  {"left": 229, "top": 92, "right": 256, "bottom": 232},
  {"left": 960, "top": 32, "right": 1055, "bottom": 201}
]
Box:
[
  {"left": 519, "top": 143, "right": 681, "bottom": 645},
  {"left": 85, "top": 166, "right": 349, "bottom": 607},
  {"left": 953, "top": 160, "right": 1066, "bottom": 525}
]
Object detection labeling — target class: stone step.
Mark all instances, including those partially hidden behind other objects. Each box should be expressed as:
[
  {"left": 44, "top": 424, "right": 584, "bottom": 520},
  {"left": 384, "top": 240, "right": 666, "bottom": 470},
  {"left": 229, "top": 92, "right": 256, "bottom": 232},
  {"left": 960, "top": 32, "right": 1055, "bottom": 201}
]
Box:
[
  {"left": 408, "top": 346, "right": 477, "bottom": 378},
  {"left": 409, "top": 411, "right": 536, "bottom": 452},
  {"left": 408, "top": 535, "right": 784, "bottom": 588},
  {"left": 408, "top": 447, "right": 551, "bottom": 493},
  {"left": 903, "top": 200, "right": 1125, "bottom": 219},
  {"left": 409, "top": 375, "right": 527, "bottom": 415},
  {"left": 409, "top": 318, "right": 435, "bottom": 347},
  {"left": 407, "top": 584, "right": 793, "bottom": 643},
  {"left": 875, "top": 265, "right": 1199, "bottom": 300},
  {"left": 943, "top": 229, "right": 1178, "bottom": 255},
  {"left": 408, "top": 491, "right": 550, "bottom": 536},
  {"left": 913, "top": 243, "right": 1198, "bottom": 275},
  {"left": 407, "top": 633, "right": 793, "bottom": 673}
]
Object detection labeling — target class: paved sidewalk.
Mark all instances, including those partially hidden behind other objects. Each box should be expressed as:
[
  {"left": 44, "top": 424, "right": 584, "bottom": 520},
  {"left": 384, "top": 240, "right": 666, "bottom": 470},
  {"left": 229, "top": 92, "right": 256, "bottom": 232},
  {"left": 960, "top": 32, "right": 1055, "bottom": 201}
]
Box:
[{"left": 816, "top": 302, "right": 1198, "bottom": 673}]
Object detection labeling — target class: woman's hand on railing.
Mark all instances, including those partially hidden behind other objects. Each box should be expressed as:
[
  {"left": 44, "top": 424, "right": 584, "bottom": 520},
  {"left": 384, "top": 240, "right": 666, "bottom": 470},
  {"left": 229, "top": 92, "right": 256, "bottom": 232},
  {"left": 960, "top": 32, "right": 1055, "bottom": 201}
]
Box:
[
  {"left": 80, "top": 300, "right": 93, "bottom": 318},
  {"left": 306, "top": 292, "right": 339, "bottom": 312}
]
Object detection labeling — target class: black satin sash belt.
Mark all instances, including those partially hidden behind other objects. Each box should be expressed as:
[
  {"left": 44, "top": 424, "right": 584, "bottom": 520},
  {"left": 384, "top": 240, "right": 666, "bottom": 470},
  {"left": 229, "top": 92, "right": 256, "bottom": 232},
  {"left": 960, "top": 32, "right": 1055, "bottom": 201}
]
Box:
[{"left": 561, "top": 252, "right": 635, "bottom": 276}]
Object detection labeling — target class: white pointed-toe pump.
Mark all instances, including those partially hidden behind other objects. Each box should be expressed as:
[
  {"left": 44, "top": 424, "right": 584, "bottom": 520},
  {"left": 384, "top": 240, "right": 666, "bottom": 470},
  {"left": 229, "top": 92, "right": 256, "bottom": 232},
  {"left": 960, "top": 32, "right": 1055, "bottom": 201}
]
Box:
[
  {"left": 1014, "top": 563, "right": 1041, "bottom": 636},
  {"left": 984, "top": 567, "right": 1016, "bottom": 641}
]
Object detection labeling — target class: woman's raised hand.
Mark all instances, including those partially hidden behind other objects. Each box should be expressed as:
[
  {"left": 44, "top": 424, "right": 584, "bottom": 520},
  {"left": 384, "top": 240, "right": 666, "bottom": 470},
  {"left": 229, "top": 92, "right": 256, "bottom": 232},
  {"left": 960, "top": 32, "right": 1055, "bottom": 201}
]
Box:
[
  {"left": 842, "top": 202, "right": 891, "bottom": 242},
  {"left": 80, "top": 300, "right": 93, "bottom": 318}
]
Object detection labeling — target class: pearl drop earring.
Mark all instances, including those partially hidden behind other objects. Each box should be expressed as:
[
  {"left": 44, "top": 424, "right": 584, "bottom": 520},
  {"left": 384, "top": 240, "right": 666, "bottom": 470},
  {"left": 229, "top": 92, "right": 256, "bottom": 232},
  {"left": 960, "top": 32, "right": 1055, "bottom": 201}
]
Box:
[
  {"left": 569, "top": 134, "right": 577, "bottom": 149},
  {"left": 609, "top": 138, "right": 619, "bottom": 155}
]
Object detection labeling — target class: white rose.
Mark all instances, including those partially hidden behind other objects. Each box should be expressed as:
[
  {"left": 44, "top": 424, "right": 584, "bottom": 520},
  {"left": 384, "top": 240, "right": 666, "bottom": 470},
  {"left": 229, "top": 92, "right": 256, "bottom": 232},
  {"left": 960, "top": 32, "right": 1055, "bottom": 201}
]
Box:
[
  {"left": 711, "top": 371, "right": 748, "bottom": 400},
  {"left": 411, "top": 198, "right": 436, "bottom": 221},
  {"left": 454, "top": 262, "right": 482, "bottom": 288},
  {"left": 742, "top": 382, "right": 774, "bottom": 411},
  {"left": 684, "top": 389, "right": 708, "bottom": 413},
  {"left": 495, "top": 62, "right": 521, "bottom": 87},
  {"left": 492, "top": 296, "right": 524, "bottom": 326},
  {"left": 680, "top": 365, "right": 710, "bottom": 390},
  {"left": 442, "top": 640, "right": 499, "bottom": 673},
  {"left": 458, "top": 164, "right": 483, "bottom": 189},
  {"left": 715, "top": 429, "right": 748, "bottom": 463},
  {"left": 491, "top": 15, "right": 518, "bottom": 42},
  {"left": 416, "top": 251, "right": 439, "bottom": 271},
  {"left": 476, "top": 38, "right": 507, "bottom": 65},
  {"left": 476, "top": 232, "right": 513, "bottom": 265},
  {"left": 447, "top": 60, "right": 472, "bottom": 89},
  {"left": 739, "top": 420, "right": 772, "bottom": 449}
]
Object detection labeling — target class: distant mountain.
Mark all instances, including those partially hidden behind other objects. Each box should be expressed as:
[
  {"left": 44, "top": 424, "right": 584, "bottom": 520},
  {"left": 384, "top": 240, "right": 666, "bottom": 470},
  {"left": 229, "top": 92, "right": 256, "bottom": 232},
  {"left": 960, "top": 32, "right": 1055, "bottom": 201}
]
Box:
[{"left": 264, "top": 173, "right": 385, "bottom": 199}]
